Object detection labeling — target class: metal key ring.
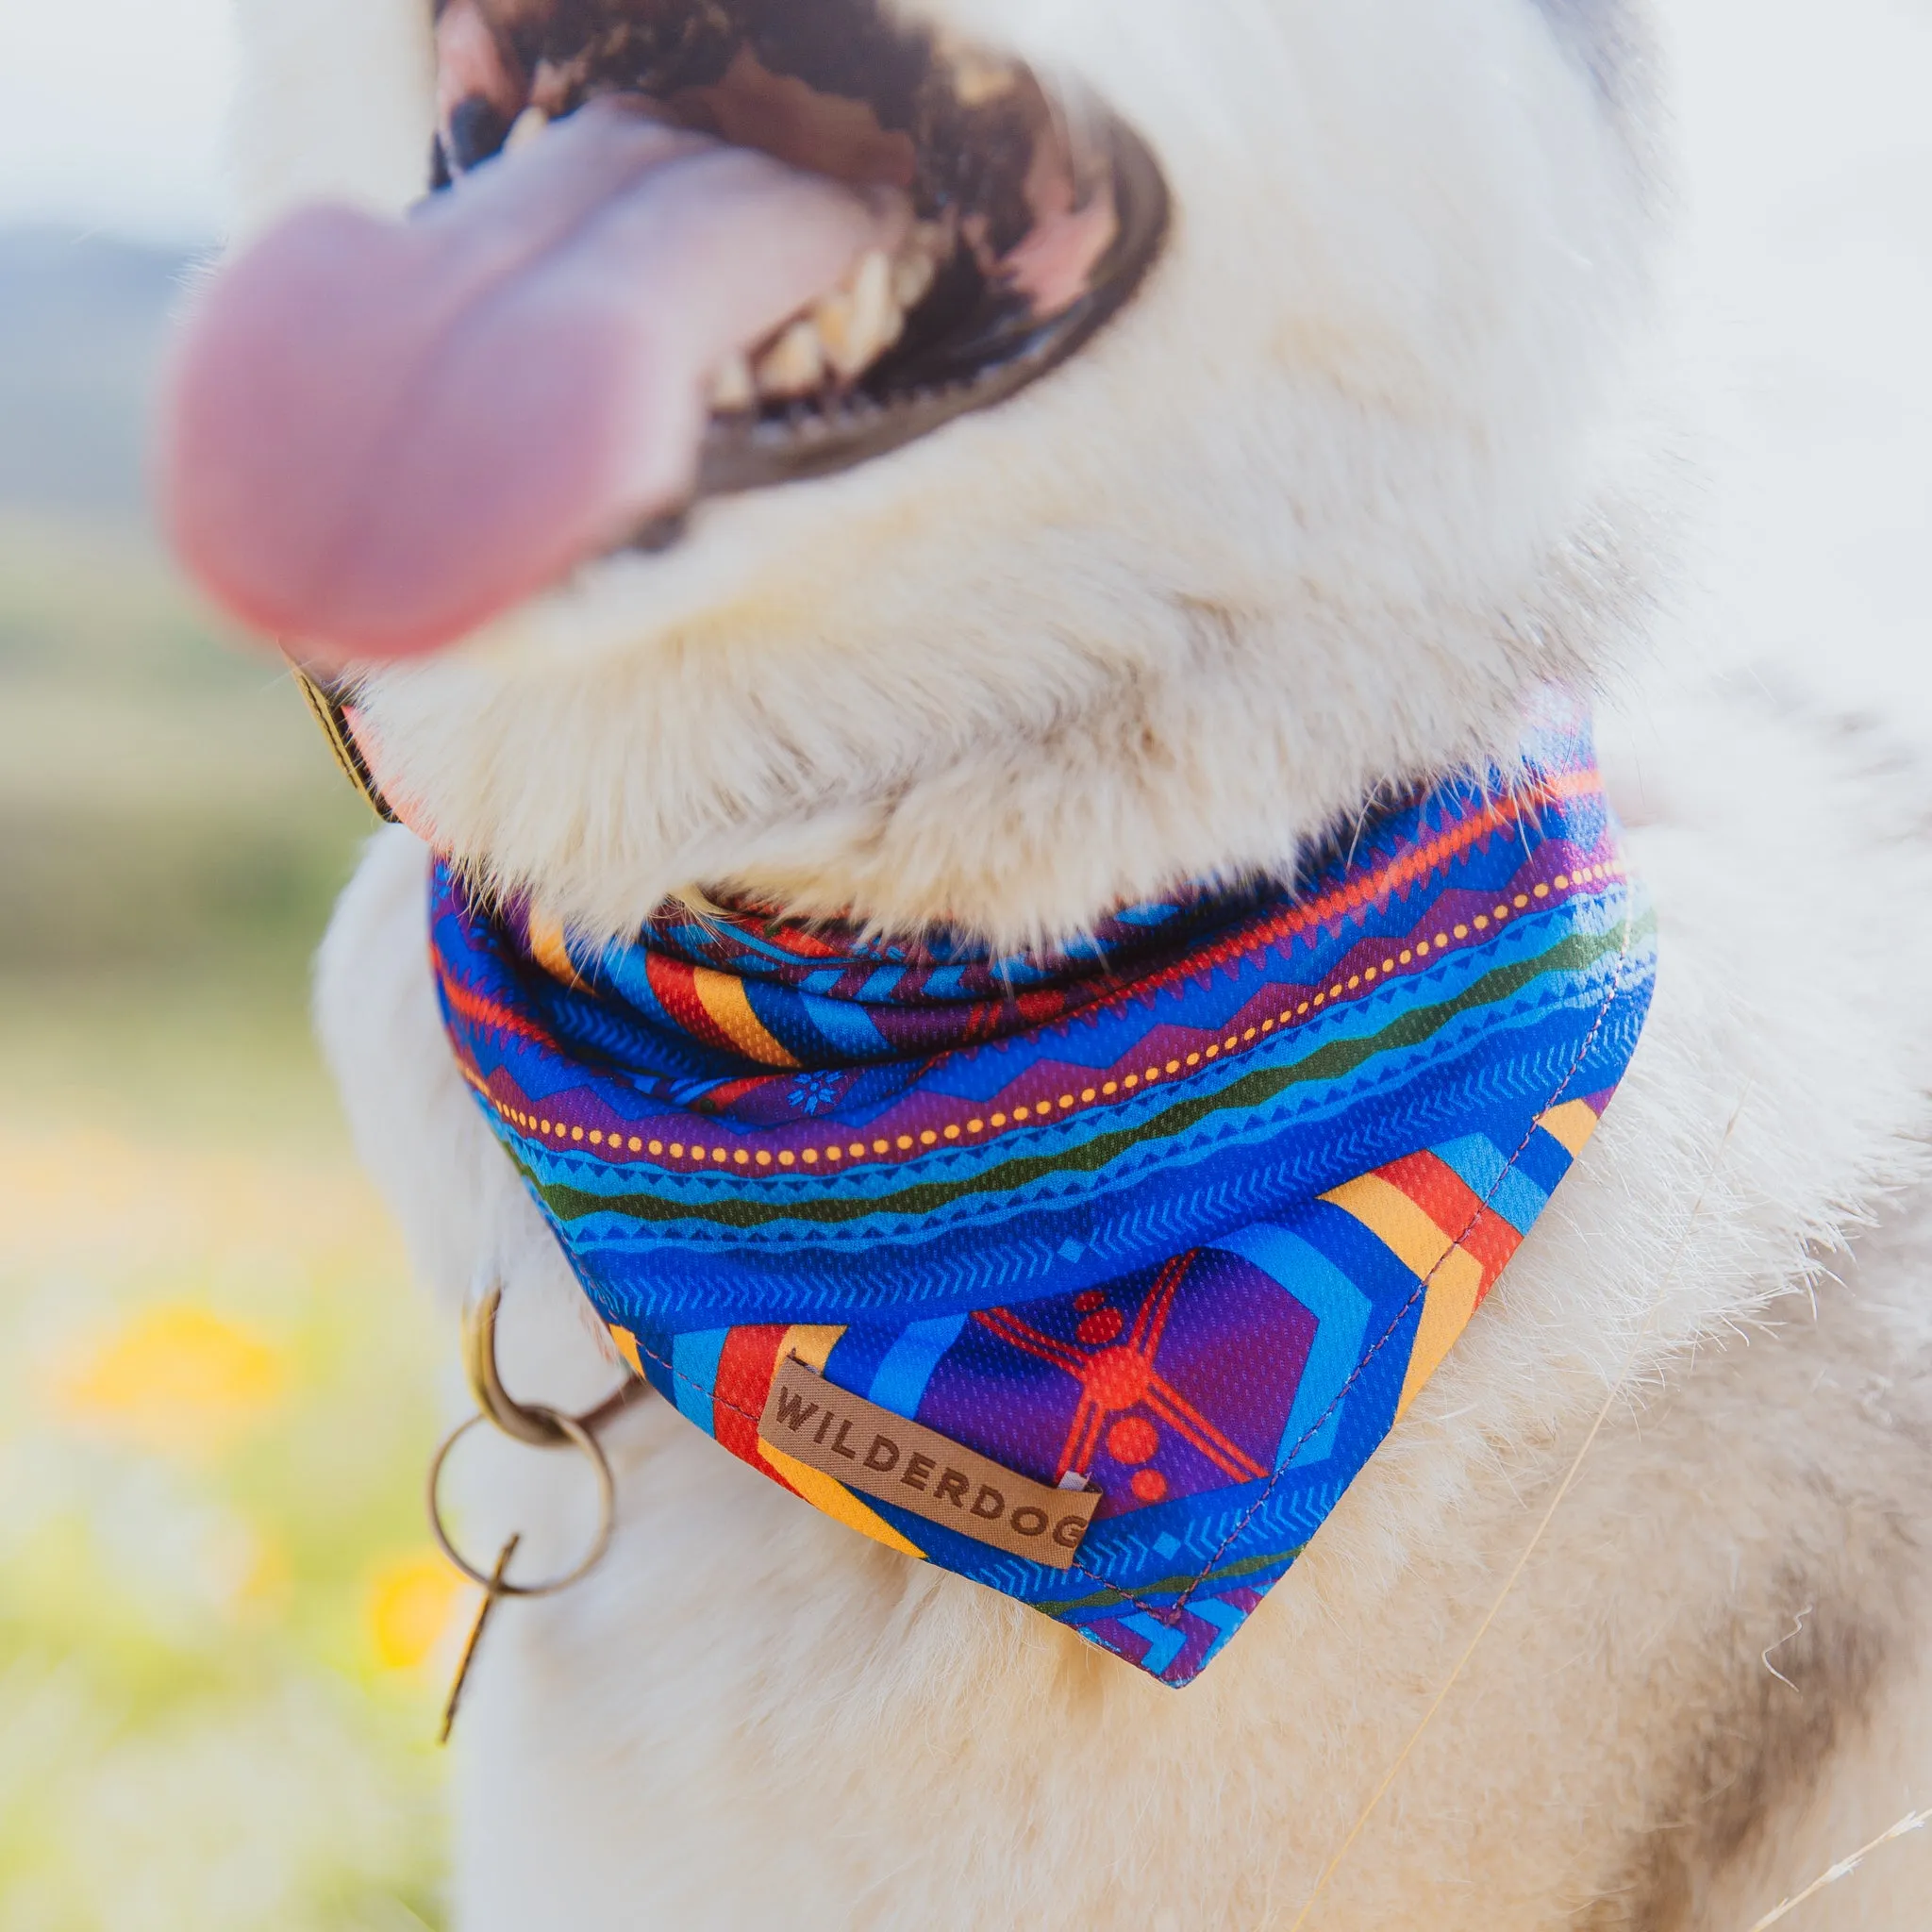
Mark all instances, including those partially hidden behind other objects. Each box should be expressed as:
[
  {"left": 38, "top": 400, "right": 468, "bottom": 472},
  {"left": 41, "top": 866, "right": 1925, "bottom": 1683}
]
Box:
[{"left": 426, "top": 1407, "right": 616, "bottom": 1598}]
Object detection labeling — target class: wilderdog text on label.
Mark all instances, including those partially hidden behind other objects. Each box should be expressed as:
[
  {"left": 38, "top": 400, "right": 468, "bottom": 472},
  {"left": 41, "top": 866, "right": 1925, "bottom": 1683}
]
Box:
[{"left": 758, "top": 1357, "right": 1102, "bottom": 1569}]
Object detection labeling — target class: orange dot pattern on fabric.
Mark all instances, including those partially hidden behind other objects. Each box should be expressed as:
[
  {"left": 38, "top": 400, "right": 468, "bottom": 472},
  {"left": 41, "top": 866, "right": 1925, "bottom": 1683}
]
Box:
[{"left": 462, "top": 854, "right": 1630, "bottom": 1174}]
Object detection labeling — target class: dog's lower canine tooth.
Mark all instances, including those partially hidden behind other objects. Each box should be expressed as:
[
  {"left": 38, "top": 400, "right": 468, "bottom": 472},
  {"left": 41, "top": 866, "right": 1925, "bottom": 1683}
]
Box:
[
  {"left": 891, "top": 251, "right": 936, "bottom": 311},
  {"left": 812, "top": 290, "right": 858, "bottom": 375},
  {"left": 817, "top": 251, "right": 900, "bottom": 379},
  {"left": 756, "top": 320, "right": 826, "bottom": 399},
  {"left": 854, "top": 250, "right": 902, "bottom": 358},
  {"left": 709, "top": 353, "right": 755, "bottom": 412},
  {"left": 505, "top": 105, "right": 549, "bottom": 154}
]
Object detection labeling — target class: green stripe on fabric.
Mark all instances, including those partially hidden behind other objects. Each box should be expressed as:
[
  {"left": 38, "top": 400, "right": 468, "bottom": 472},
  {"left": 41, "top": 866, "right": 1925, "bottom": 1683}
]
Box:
[
  {"left": 1033, "top": 1542, "right": 1310, "bottom": 1618},
  {"left": 523, "top": 913, "right": 1648, "bottom": 1233}
]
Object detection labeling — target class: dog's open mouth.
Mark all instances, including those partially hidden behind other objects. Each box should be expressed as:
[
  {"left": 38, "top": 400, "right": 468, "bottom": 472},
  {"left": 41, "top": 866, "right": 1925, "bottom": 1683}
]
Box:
[
  {"left": 433, "top": 0, "right": 1170, "bottom": 503},
  {"left": 161, "top": 0, "right": 1168, "bottom": 659}
]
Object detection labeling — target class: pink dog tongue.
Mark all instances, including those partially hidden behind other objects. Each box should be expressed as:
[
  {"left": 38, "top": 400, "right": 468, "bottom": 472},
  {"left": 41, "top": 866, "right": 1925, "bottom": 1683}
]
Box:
[{"left": 162, "top": 102, "right": 899, "bottom": 659}]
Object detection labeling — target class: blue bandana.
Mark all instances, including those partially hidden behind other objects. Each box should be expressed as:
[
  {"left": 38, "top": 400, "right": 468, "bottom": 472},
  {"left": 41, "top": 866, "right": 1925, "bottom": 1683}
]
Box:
[{"left": 431, "top": 696, "right": 1654, "bottom": 1686}]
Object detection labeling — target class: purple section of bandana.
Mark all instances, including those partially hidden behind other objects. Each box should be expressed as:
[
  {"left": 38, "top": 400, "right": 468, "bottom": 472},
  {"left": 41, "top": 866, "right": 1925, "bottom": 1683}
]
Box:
[{"left": 915, "top": 1248, "right": 1317, "bottom": 1517}]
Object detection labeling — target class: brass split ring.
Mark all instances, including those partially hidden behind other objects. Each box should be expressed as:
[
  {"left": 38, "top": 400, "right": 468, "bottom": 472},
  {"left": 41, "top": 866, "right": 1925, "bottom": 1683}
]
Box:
[
  {"left": 426, "top": 1407, "right": 615, "bottom": 1598},
  {"left": 425, "top": 1282, "right": 648, "bottom": 1598}
]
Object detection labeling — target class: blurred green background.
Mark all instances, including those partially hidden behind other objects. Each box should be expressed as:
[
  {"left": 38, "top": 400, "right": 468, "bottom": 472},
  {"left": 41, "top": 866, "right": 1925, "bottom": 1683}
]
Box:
[{"left": 0, "top": 227, "right": 454, "bottom": 1929}]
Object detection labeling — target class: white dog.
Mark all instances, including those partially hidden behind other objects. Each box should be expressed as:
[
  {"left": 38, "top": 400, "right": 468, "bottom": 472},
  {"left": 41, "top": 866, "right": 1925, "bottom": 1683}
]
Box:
[{"left": 163, "top": 1, "right": 1932, "bottom": 1924}]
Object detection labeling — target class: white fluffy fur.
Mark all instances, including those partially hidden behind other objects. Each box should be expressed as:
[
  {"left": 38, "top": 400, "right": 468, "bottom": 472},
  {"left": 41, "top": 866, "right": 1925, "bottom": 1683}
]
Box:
[
  {"left": 229, "top": 0, "right": 1932, "bottom": 1921},
  {"left": 255, "top": 0, "right": 1658, "bottom": 949}
]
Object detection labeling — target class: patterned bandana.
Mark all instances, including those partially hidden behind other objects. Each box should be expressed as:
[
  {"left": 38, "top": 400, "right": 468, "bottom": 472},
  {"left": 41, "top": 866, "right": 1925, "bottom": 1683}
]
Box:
[{"left": 431, "top": 697, "right": 1655, "bottom": 1687}]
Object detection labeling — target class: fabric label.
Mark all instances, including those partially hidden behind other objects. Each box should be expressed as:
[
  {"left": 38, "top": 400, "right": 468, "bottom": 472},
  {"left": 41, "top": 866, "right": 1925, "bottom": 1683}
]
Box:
[{"left": 758, "top": 1357, "right": 1102, "bottom": 1570}]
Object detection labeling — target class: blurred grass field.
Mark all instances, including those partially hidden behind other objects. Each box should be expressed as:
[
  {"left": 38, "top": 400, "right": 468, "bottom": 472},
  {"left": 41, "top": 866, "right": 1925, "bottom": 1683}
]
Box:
[{"left": 0, "top": 249, "right": 459, "bottom": 1928}]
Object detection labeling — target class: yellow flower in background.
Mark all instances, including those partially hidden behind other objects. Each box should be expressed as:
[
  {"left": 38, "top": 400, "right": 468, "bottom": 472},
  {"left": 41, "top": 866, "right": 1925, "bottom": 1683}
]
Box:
[
  {"left": 367, "top": 1550, "right": 469, "bottom": 1673},
  {"left": 56, "top": 1303, "right": 289, "bottom": 1455}
]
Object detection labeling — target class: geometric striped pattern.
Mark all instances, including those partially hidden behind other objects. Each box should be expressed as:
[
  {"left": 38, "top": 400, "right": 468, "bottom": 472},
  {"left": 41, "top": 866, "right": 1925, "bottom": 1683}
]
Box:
[{"left": 435, "top": 694, "right": 1656, "bottom": 1687}]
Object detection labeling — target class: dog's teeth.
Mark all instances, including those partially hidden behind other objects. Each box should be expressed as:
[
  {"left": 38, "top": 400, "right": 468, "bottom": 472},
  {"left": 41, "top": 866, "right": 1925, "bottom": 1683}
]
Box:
[
  {"left": 947, "top": 46, "right": 1017, "bottom": 108},
  {"left": 891, "top": 250, "right": 936, "bottom": 311},
  {"left": 816, "top": 250, "right": 901, "bottom": 379},
  {"left": 742, "top": 224, "right": 951, "bottom": 408},
  {"left": 756, "top": 320, "right": 826, "bottom": 399},
  {"left": 709, "top": 353, "right": 755, "bottom": 413},
  {"left": 811, "top": 291, "right": 858, "bottom": 375},
  {"left": 504, "top": 105, "right": 549, "bottom": 153},
  {"left": 745, "top": 222, "right": 953, "bottom": 407}
]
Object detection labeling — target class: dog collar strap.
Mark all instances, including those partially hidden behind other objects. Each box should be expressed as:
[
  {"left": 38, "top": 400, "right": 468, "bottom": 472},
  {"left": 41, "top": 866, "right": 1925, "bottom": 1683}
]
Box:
[
  {"left": 431, "top": 694, "right": 1655, "bottom": 1687},
  {"left": 291, "top": 663, "right": 400, "bottom": 825}
]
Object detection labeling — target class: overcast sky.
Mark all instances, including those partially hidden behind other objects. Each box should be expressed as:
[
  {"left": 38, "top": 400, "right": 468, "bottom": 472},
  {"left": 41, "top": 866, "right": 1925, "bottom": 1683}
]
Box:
[{"left": 0, "top": 0, "right": 236, "bottom": 242}]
